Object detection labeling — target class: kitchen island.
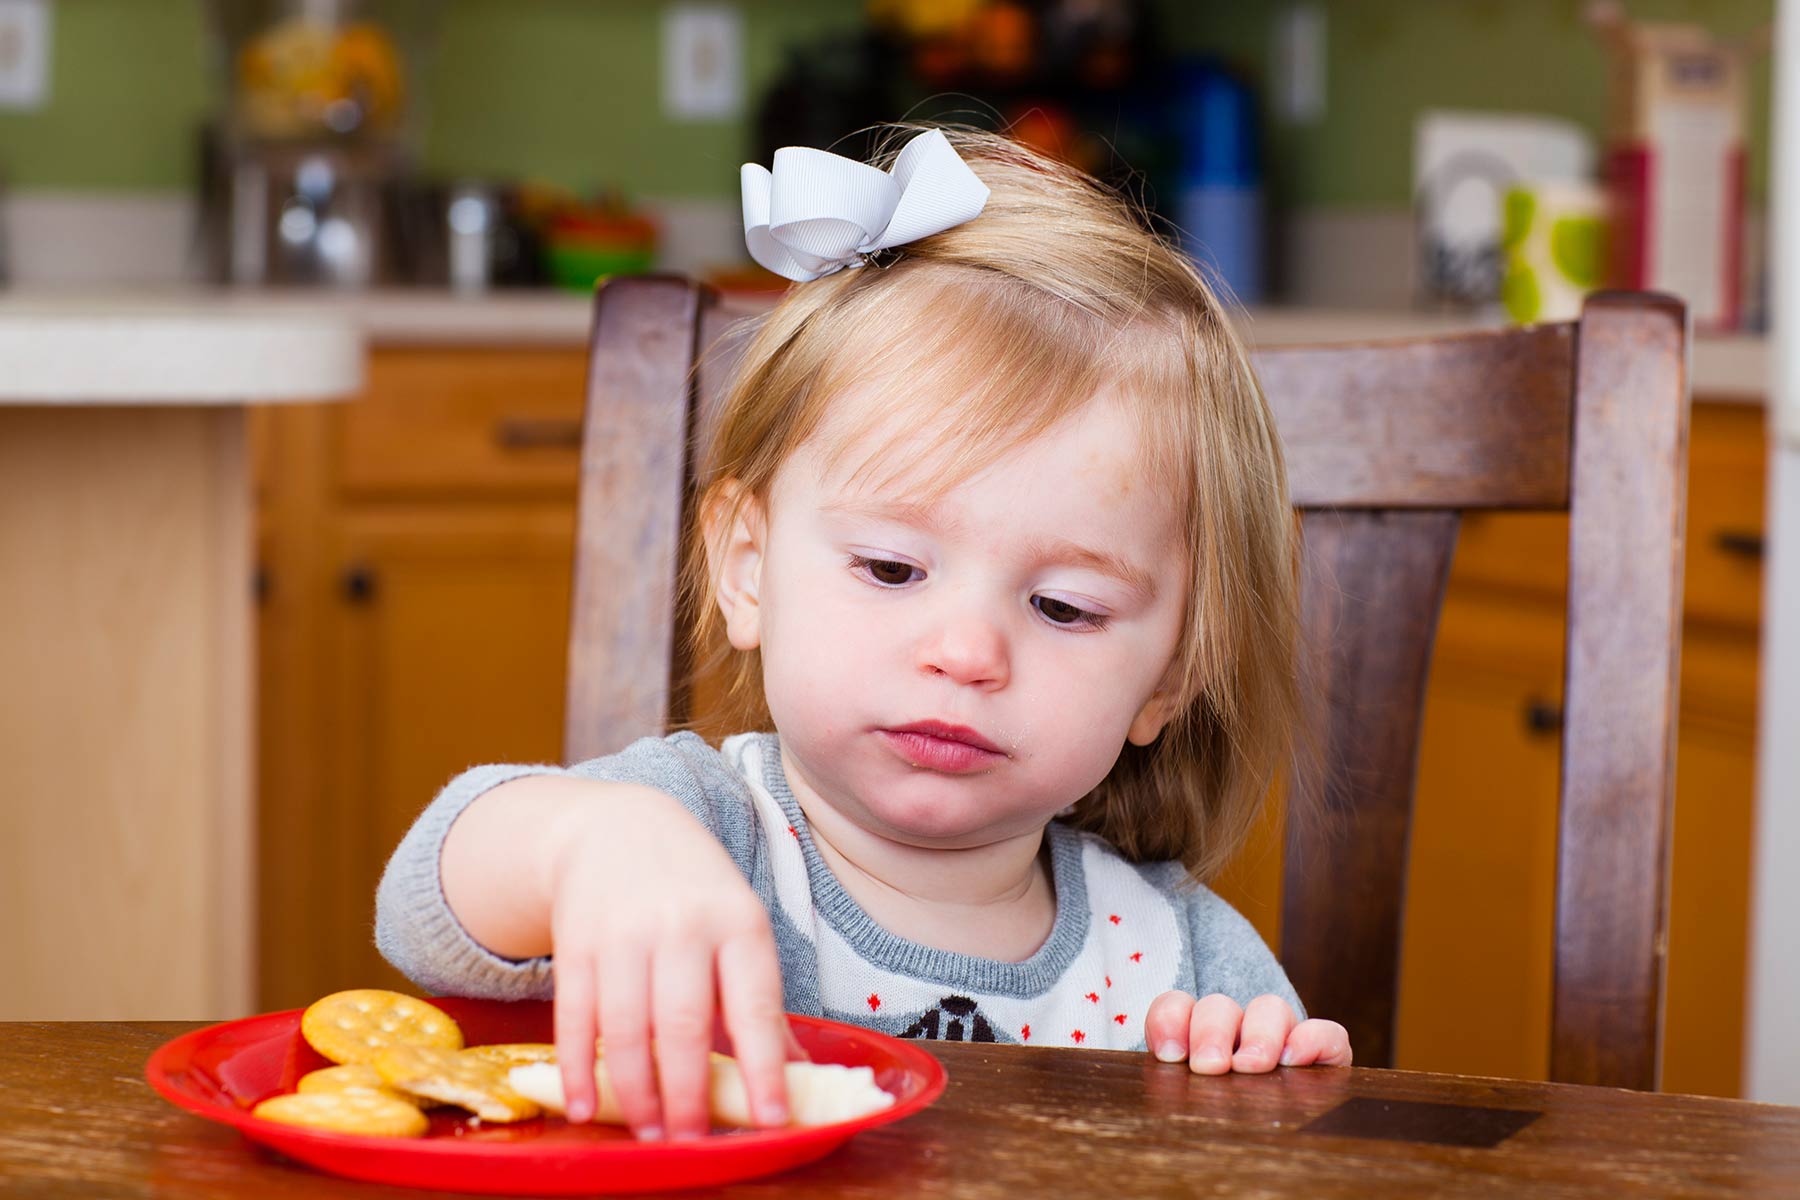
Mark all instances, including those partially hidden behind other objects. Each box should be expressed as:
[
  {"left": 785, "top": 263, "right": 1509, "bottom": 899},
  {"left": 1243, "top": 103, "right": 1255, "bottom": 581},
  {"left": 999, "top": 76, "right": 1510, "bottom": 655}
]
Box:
[{"left": 0, "top": 298, "right": 360, "bottom": 1021}]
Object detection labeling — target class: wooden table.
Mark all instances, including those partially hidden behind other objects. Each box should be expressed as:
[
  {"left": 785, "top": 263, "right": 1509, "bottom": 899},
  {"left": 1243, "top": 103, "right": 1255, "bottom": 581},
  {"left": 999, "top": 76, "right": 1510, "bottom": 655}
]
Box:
[{"left": 5, "top": 1023, "right": 1799, "bottom": 1197}]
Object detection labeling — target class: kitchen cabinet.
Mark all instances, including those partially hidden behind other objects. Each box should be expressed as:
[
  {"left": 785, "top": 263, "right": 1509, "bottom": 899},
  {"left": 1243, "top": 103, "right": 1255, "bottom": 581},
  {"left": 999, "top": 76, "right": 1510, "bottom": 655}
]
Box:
[
  {"left": 256, "top": 339, "right": 1764, "bottom": 1098},
  {"left": 254, "top": 346, "right": 587, "bottom": 1008}
]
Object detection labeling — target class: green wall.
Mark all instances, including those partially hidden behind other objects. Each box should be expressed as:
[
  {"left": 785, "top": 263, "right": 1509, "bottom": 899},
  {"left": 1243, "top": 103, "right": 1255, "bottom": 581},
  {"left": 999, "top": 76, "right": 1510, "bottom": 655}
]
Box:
[
  {"left": 1164, "top": 0, "right": 1773, "bottom": 209},
  {"left": 0, "top": 0, "right": 862, "bottom": 195},
  {"left": 0, "top": 0, "right": 1776, "bottom": 206}
]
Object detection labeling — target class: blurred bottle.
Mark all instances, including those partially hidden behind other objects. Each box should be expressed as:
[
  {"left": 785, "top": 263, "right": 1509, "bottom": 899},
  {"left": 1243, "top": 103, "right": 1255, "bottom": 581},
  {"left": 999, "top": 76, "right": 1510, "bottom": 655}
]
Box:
[{"left": 1172, "top": 60, "right": 1263, "bottom": 306}]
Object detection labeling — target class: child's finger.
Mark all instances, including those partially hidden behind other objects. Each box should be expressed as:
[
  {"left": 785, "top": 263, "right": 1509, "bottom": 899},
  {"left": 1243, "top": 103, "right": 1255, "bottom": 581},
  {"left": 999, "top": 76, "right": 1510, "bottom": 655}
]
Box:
[
  {"left": 1186, "top": 993, "right": 1244, "bottom": 1075},
  {"left": 597, "top": 945, "right": 663, "bottom": 1140},
  {"left": 1142, "top": 990, "right": 1198, "bottom": 1063},
  {"left": 650, "top": 943, "right": 717, "bottom": 1140},
  {"left": 1279, "top": 1019, "right": 1354, "bottom": 1068},
  {"left": 552, "top": 946, "right": 599, "bottom": 1123},
  {"left": 717, "top": 921, "right": 793, "bottom": 1127},
  {"left": 1231, "top": 995, "right": 1299, "bottom": 1073}
]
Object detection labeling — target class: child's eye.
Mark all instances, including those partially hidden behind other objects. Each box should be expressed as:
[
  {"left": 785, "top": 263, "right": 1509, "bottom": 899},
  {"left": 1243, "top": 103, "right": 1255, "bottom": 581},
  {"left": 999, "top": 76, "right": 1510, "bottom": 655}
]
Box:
[
  {"left": 849, "top": 554, "right": 922, "bottom": 587},
  {"left": 1033, "top": 595, "right": 1108, "bottom": 629}
]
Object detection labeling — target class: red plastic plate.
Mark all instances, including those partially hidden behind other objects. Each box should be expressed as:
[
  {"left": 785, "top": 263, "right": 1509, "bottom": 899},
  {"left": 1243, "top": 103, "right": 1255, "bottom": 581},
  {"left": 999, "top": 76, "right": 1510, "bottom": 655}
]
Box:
[{"left": 146, "top": 998, "right": 946, "bottom": 1194}]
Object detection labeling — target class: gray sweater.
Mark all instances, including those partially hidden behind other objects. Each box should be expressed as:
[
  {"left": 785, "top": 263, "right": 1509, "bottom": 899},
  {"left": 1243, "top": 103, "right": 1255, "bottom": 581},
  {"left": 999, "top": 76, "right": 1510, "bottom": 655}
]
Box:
[{"left": 376, "top": 731, "right": 1302, "bottom": 1049}]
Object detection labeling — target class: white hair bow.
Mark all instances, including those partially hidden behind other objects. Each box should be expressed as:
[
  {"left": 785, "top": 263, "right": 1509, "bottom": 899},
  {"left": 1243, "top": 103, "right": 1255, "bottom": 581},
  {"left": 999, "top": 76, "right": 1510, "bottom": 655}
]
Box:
[{"left": 740, "top": 129, "right": 991, "bottom": 283}]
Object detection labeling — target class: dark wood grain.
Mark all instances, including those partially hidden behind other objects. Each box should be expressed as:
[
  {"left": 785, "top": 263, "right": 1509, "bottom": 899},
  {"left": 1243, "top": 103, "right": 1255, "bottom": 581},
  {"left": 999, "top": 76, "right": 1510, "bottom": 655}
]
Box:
[
  {"left": 7, "top": 1023, "right": 1797, "bottom": 1199},
  {"left": 564, "top": 276, "right": 705, "bottom": 763},
  {"left": 1282, "top": 510, "right": 1461, "bottom": 1070},
  {"left": 1251, "top": 323, "right": 1574, "bottom": 509},
  {"left": 1551, "top": 293, "right": 1690, "bottom": 1090},
  {"left": 561, "top": 281, "right": 1691, "bottom": 1092}
]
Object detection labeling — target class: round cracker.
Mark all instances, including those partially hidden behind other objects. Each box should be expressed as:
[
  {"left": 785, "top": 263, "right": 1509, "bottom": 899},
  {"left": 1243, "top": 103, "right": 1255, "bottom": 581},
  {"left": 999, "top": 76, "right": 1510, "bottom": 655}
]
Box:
[
  {"left": 462, "top": 1043, "right": 557, "bottom": 1069},
  {"left": 301, "top": 989, "right": 463, "bottom": 1065},
  {"left": 374, "top": 1043, "right": 539, "bottom": 1124},
  {"left": 253, "top": 1091, "right": 428, "bottom": 1138},
  {"left": 297, "top": 1063, "right": 436, "bottom": 1108}
]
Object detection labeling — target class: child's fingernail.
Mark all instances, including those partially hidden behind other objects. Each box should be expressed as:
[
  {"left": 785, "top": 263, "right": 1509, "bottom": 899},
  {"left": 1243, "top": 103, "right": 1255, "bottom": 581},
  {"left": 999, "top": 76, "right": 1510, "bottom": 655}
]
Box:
[
  {"left": 1195, "top": 1048, "right": 1228, "bottom": 1070},
  {"left": 1279, "top": 1047, "right": 1297, "bottom": 1066},
  {"left": 567, "top": 1101, "right": 591, "bottom": 1123},
  {"left": 759, "top": 1102, "right": 789, "bottom": 1127},
  {"left": 637, "top": 1124, "right": 664, "bottom": 1142},
  {"left": 1155, "top": 1040, "right": 1186, "bottom": 1063}
]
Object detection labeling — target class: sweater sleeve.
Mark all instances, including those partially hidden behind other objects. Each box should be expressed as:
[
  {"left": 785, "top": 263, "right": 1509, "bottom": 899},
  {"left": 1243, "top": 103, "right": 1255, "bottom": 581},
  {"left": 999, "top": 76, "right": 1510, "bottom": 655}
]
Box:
[
  {"left": 1178, "top": 883, "right": 1307, "bottom": 1019},
  {"left": 373, "top": 731, "right": 760, "bottom": 999}
]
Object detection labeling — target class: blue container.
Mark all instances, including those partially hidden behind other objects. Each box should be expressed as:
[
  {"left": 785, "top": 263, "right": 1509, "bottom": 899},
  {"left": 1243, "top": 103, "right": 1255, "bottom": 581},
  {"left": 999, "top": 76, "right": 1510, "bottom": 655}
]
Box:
[{"left": 1172, "top": 62, "right": 1264, "bottom": 305}]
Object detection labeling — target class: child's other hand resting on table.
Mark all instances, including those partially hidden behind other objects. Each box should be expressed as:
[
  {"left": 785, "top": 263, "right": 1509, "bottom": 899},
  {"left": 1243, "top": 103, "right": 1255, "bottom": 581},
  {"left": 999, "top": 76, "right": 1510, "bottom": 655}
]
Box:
[{"left": 1145, "top": 991, "right": 1352, "bottom": 1074}]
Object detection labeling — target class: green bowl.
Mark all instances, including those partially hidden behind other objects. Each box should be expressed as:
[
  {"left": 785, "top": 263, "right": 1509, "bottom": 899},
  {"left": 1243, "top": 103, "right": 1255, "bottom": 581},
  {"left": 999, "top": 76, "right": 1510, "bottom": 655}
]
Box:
[{"left": 543, "top": 243, "right": 657, "bottom": 291}]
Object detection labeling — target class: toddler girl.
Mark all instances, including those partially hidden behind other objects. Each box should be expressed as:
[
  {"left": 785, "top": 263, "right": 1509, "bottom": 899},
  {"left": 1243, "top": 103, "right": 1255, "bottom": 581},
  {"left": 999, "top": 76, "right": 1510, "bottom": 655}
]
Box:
[{"left": 376, "top": 126, "right": 1350, "bottom": 1142}]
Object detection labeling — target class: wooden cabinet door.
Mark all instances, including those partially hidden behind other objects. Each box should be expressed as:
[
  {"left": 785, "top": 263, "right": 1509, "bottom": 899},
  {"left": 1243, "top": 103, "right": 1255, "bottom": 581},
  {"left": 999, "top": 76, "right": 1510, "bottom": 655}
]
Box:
[{"left": 261, "top": 504, "right": 576, "bottom": 1007}]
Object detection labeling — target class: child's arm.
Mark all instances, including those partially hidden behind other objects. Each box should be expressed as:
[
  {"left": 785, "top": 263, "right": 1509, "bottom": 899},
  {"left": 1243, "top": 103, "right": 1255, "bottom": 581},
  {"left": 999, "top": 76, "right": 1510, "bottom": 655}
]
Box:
[
  {"left": 1143, "top": 991, "right": 1352, "bottom": 1073},
  {"left": 437, "top": 776, "right": 795, "bottom": 1139}
]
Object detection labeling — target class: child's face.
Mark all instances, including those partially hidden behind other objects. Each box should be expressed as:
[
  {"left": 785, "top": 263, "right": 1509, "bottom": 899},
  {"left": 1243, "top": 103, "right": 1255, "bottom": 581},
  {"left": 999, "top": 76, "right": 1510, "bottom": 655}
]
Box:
[{"left": 717, "top": 387, "right": 1189, "bottom": 850}]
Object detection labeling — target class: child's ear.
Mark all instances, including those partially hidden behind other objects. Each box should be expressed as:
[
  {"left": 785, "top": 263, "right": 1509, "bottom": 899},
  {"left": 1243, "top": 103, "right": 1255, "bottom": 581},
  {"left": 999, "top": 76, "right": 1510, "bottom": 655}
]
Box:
[
  {"left": 702, "top": 480, "right": 767, "bottom": 652},
  {"left": 1125, "top": 690, "right": 1176, "bottom": 747},
  {"left": 1126, "top": 667, "right": 1185, "bottom": 746}
]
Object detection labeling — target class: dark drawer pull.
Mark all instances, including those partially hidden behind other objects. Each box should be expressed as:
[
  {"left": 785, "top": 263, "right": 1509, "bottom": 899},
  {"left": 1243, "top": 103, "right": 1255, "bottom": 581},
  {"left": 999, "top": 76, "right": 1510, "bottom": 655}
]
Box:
[
  {"left": 1523, "top": 699, "right": 1563, "bottom": 736},
  {"left": 342, "top": 565, "right": 378, "bottom": 605},
  {"left": 494, "top": 417, "right": 583, "bottom": 450},
  {"left": 1713, "top": 529, "right": 1765, "bottom": 560}
]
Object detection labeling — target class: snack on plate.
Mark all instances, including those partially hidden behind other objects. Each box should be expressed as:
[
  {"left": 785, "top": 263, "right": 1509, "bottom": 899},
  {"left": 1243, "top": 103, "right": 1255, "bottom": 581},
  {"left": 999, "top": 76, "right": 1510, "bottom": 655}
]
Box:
[
  {"left": 297, "top": 1062, "right": 435, "bottom": 1108},
  {"left": 508, "top": 1053, "right": 895, "bottom": 1128},
  {"left": 373, "top": 1043, "right": 540, "bottom": 1124},
  {"left": 301, "top": 989, "right": 463, "bottom": 1065},
  {"left": 462, "top": 1042, "right": 558, "bottom": 1069},
  {"left": 252, "top": 1090, "right": 429, "bottom": 1138}
]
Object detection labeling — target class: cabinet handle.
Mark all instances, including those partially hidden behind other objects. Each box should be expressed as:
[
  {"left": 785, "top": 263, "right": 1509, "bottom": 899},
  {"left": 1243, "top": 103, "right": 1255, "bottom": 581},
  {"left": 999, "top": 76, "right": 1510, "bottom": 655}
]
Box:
[
  {"left": 342, "top": 565, "right": 378, "bottom": 605},
  {"left": 1523, "top": 699, "right": 1563, "bottom": 736},
  {"left": 494, "top": 417, "right": 583, "bottom": 450},
  {"left": 1713, "top": 529, "right": 1765, "bottom": 560}
]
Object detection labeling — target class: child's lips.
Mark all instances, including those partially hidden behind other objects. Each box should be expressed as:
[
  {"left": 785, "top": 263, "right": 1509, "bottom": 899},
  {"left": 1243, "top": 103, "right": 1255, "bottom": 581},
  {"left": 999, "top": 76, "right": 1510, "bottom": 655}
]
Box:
[{"left": 878, "top": 722, "right": 1007, "bottom": 773}]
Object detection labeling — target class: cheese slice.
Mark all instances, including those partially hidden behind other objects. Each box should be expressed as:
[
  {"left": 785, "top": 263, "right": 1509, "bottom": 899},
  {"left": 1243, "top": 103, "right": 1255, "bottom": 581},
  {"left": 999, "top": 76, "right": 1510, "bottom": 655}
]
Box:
[{"left": 507, "top": 1053, "right": 894, "bottom": 1128}]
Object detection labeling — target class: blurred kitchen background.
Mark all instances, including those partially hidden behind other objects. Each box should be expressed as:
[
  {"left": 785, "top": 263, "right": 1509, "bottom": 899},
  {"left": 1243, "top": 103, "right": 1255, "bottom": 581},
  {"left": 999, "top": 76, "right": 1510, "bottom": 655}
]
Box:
[
  {"left": 0, "top": 0, "right": 1772, "bottom": 311},
  {"left": 3, "top": 0, "right": 1797, "bottom": 1111}
]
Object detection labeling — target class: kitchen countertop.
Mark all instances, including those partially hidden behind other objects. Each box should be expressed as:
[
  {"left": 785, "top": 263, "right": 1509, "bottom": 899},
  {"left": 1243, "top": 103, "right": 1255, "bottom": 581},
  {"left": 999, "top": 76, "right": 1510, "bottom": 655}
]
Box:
[
  {"left": 0, "top": 294, "right": 362, "bottom": 404},
  {"left": 0, "top": 287, "right": 1769, "bottom": 402}
]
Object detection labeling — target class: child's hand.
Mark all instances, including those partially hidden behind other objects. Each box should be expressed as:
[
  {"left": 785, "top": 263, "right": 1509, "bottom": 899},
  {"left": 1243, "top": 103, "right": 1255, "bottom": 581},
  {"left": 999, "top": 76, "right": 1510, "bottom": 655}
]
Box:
[
  {"left": 544, "top": 786, "right": 795, "bottom": 1140},
  {"left": 1143, "top": 991, "right": 1352, "bottom": 1073}
]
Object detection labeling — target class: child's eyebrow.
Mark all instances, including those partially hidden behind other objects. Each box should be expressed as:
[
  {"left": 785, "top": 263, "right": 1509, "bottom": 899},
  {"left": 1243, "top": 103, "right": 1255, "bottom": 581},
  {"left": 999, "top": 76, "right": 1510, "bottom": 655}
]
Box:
[
  {"left": 1022, "top": 537, "right": 1161, "bottom": 603},
  {"left": 818, "top": 497, "right": 959, "bottom": 532}
]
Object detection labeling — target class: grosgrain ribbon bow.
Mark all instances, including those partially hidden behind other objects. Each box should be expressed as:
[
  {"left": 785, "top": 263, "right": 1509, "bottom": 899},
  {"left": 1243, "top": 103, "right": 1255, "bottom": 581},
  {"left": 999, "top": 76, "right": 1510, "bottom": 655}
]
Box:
[{"left": 741, "top": 129, "right": 991, "bottom": 283}]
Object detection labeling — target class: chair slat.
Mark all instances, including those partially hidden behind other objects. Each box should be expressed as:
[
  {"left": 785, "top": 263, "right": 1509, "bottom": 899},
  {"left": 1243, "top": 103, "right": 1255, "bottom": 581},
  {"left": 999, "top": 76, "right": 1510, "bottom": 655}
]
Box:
[
  {"left": 1551, "top": 293, "right": 1689, "bottom": 1090},
  {"left": 564, "top": 277, "right": 704, "bottom": 764},
  {"left": 1281, "top": 509, "right": 1460, "bottom": 1069},
  {"left": 1255, "top": 326, "right": 1574, "bottom": 510}
]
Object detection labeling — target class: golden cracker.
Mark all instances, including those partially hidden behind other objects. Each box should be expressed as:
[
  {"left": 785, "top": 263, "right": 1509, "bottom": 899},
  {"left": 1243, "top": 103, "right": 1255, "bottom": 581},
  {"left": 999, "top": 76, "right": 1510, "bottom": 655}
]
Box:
[
  {"left": 462, "top": 1043, "right": 558, "bottom": 1069},
  {"left": 252, "top": 1090, "right": 428, "bottom": 1138},
  {"left": 373, "top": 1043, "right": 539, "bottom": 1124},
  {"left": 297, "top": 1063, "right": 439, "bottom": 1108},
  {"left": 300, "top": 989, "right": 463, "bottom": 1066}
]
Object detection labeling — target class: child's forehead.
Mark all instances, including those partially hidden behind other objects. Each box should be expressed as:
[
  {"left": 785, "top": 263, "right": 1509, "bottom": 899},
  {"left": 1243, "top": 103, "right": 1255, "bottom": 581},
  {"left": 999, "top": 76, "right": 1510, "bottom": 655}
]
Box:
[{"left": 795, "top": 378, "right": 1166, "bottom": 506}]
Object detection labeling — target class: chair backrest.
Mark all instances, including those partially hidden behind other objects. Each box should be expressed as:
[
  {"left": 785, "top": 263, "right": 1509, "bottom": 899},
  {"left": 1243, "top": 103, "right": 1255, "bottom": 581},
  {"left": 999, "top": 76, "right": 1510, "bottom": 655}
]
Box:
[{"left": 566, "top": 276, "right": 1690, "bottom": 1092}]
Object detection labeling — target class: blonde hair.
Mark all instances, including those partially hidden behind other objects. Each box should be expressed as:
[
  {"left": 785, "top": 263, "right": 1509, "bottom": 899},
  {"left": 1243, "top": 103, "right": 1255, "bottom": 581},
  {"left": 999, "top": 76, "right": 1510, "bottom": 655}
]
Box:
[{"left": 684, "top": 126, "right": 1301, "bottom": 883}]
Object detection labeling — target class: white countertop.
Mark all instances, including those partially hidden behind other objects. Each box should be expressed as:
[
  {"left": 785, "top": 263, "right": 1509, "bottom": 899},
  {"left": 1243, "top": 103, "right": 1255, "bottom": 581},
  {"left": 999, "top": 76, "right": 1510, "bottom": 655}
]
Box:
[
  {"left": 0, "top": 288, "right": 1769, "bottom": 403},
  {"left": 0, "top": 294, "right": 362, "bottom": 404}
]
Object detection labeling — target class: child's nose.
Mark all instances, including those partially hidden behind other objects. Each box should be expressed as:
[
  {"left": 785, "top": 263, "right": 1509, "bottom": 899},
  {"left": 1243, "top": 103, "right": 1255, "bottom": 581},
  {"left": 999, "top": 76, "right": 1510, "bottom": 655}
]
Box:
[{"left": 916, "top": 605, "right": 1010, "bottom": 689}]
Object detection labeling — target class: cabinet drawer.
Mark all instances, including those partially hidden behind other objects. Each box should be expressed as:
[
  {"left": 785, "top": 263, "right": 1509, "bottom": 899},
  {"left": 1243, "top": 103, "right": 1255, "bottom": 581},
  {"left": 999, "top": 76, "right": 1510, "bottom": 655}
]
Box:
[
  {"left": 337, "top": 347, "right": 590, "bottom": 498},
  {"left": 1683, "top": 403, "right": 1765, "bottom": 632}
]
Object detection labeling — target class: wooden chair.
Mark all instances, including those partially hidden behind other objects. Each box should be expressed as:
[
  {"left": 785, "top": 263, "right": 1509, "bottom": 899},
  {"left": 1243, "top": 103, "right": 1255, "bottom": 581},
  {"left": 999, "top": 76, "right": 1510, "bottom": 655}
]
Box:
[{"left": 564, "top": 276, "right": 1690, "bottom": 1093}]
